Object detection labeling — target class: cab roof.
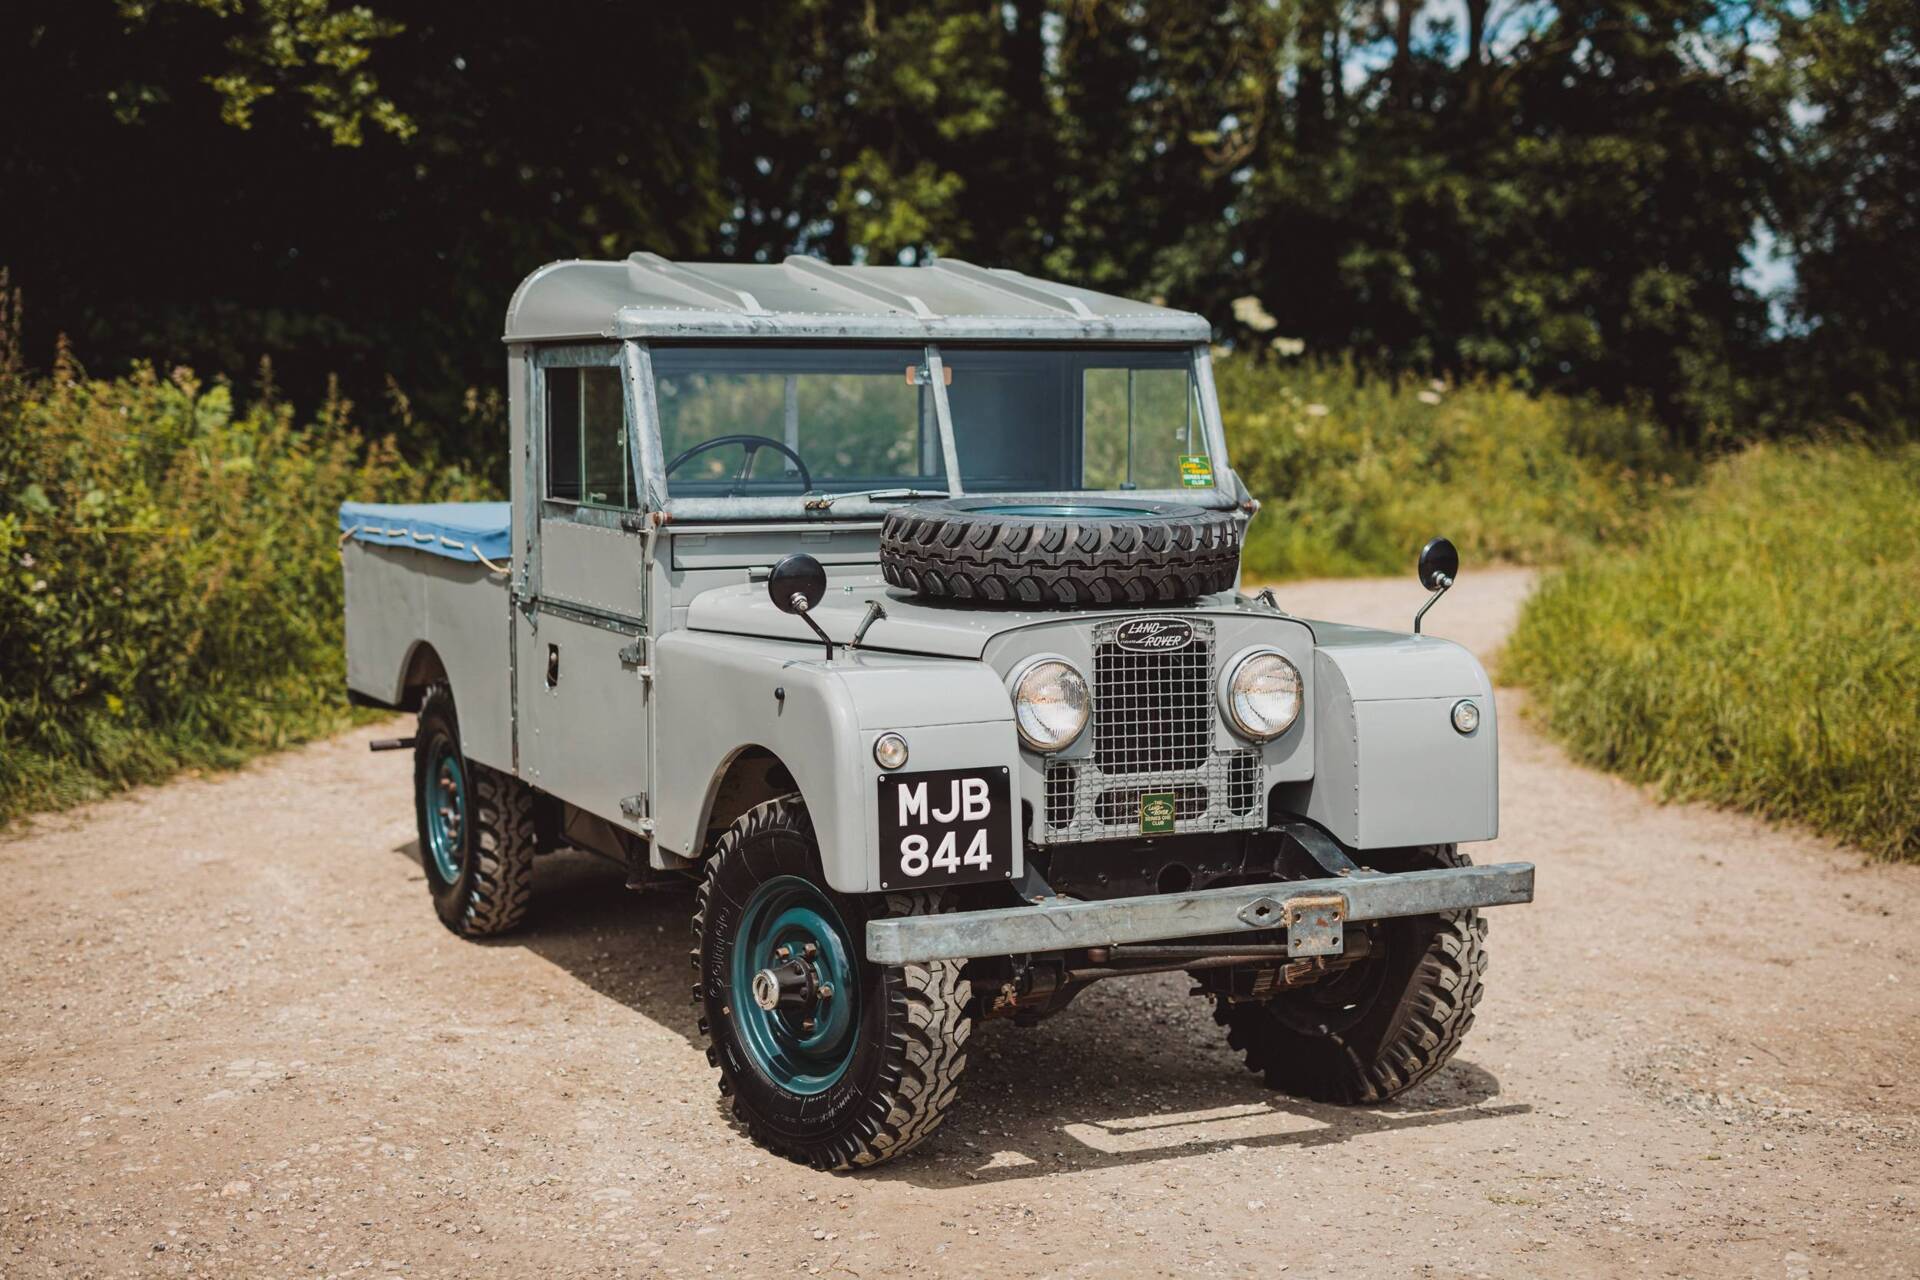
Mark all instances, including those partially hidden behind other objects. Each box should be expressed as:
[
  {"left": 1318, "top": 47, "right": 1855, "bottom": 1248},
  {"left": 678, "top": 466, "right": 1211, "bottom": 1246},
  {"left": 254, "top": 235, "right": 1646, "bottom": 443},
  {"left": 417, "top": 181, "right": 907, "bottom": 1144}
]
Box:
[{"left": 504, "top": 253, "right": 1212, "bottom": 346}]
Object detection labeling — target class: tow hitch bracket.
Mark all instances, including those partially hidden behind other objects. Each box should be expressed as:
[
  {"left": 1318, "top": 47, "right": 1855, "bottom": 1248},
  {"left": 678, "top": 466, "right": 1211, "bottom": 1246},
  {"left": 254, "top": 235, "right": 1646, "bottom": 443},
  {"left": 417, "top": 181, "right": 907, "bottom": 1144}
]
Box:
[{"left": 1280, "top": 893, "right": 1346, "bottom": 957}]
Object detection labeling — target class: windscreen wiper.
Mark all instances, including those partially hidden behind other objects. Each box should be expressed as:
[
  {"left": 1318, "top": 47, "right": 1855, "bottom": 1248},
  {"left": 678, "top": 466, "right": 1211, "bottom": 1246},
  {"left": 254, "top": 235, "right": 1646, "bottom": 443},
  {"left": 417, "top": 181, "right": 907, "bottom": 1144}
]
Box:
[{"left": 803, "top": 488, "right": 949, "bottom": 511}]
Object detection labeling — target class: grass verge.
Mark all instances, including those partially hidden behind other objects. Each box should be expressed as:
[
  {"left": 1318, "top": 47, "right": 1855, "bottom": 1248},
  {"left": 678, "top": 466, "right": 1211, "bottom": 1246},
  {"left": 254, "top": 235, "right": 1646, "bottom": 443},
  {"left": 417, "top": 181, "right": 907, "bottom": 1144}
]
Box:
[{"left": 1503, "top": 443, "right": 1920, "bottom": 862}]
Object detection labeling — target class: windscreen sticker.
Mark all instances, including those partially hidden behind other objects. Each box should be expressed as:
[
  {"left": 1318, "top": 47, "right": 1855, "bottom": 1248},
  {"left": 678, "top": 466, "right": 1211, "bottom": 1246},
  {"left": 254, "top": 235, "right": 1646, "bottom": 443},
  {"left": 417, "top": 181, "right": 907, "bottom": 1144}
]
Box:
[{"left": 1179, "top": 455, "right": 1214, "bottom": 488}]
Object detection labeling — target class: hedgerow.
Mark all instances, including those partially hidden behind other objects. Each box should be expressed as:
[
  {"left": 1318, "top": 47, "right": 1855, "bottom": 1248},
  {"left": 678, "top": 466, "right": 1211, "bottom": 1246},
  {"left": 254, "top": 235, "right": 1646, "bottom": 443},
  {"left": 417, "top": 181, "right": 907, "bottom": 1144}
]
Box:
[
  {"left": 0, "top": 311, "right": 483, "bottom": 823},
  {"left": 1221, "top": 357, "right": 1686, "bottom": 580}
]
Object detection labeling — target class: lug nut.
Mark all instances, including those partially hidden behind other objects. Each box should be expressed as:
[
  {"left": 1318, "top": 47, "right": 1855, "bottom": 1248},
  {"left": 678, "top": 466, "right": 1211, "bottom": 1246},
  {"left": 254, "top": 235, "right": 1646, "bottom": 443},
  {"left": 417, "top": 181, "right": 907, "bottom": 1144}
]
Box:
[{"left": 817, "top": 983, "right": 834, "bottom": 1000}]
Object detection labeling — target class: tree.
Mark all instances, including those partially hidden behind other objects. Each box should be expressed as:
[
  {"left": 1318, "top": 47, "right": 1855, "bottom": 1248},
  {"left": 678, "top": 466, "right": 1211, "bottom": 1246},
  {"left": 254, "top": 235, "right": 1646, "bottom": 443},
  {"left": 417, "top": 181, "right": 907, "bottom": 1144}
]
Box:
[
  {"left": 1769, "top": 1, "right": 1920, "bottom": 432},
  {"left": 2, "top": 0, "right": 1910, "bottom": 457}
]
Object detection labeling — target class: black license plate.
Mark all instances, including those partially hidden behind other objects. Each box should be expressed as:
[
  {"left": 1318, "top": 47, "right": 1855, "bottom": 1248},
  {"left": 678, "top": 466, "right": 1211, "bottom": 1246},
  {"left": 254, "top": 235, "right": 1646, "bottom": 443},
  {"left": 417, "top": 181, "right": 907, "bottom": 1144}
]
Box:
[{"left": 877, "top": 767, "right": 1013, "bottom": 888}]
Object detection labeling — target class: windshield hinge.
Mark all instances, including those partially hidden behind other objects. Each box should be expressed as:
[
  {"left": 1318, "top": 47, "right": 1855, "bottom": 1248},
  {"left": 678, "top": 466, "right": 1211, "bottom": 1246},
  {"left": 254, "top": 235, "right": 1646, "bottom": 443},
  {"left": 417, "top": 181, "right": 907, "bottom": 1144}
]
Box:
[{"left": 804, "top": 487, "right": 949, "bottom": 512}]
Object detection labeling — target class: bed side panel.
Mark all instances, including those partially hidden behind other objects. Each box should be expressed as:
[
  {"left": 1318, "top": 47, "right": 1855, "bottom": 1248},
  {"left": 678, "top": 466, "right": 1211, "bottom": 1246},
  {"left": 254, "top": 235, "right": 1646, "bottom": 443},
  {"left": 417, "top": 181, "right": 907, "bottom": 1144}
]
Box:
[{"left": 342, "top": 541, "right": 514, "bottom": 770}]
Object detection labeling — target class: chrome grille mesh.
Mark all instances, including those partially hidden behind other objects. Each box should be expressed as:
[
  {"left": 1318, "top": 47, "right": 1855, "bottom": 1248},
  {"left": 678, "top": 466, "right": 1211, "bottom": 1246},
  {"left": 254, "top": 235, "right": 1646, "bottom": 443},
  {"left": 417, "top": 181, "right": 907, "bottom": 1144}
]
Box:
[
  {"left": 1093, "top": 632, "right": 1213, "bottom": 773},
  {"left": 1038, "top": 617, "right": 1266, "bottom": 843}
]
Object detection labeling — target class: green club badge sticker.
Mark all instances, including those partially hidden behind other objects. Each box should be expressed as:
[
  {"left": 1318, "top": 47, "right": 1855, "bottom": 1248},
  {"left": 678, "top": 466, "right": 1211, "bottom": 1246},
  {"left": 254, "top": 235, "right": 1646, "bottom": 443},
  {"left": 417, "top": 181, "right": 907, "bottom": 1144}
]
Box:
[
  {"left": 1178, "top": 455, "right": 1214, "bottom": 488},
  {"left": 1140, "top": 792, "right": 1176, "bottom": 834}
]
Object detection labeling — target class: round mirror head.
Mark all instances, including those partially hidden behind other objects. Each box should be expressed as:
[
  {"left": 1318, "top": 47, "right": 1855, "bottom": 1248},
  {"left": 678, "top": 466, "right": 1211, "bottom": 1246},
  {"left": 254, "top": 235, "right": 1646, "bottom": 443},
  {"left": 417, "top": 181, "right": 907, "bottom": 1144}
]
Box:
[
  {"left": 768, "top": 553, "right": 828, "bottom": 614},
  {"left": 1417, "top": 536, "right": 1460, "bottom": 591}
]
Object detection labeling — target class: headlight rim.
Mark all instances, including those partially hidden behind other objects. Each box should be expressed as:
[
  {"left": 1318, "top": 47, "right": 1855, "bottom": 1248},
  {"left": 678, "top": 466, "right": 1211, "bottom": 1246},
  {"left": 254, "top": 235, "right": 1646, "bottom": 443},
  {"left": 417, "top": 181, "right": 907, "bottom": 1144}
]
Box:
[
  {"left": 1219, "top": 646, "right": 1304, "bottom": 743},
  {"left": 1450, "top": 698, "right": 1481, "bottom": 736},
  {"left": 1007, "top": 654, "right": 1091, "bottom": 753},
  {"left": 873, "top": 731, "right": 910, "bottom": 770}
]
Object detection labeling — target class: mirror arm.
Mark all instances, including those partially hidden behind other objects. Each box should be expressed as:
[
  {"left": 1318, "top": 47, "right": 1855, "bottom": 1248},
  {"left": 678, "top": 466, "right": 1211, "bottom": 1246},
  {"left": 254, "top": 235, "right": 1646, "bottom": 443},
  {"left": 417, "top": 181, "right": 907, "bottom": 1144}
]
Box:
[
  {"left": 788, "top": 596, "right": 836, "bottom": 662},
  {"left": 1413, "top": 573, "right": 1452, "bottom": 635}
]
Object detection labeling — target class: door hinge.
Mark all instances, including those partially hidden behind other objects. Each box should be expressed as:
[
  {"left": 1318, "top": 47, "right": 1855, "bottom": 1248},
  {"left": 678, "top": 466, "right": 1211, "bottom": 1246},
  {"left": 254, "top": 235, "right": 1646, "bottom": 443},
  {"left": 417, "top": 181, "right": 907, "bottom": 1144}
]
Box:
[
  {"left": 619, "top": 794, "right": 654, "bottom": 834},
  {"left": 618, "top": 638, "right": 653, "bottom": 680}
]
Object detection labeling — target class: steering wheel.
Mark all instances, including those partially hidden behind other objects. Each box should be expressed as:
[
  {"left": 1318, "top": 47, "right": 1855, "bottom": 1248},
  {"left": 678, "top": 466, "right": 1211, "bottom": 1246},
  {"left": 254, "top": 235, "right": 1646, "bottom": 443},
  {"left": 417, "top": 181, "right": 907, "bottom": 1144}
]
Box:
[{"left": 666, "top": 433, "right": 813, "bottom": 496}]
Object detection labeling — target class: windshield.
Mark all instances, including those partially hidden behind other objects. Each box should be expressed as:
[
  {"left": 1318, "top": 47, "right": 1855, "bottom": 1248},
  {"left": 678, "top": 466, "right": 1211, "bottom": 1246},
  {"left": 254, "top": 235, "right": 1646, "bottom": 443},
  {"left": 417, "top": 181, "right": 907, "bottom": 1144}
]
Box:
[
  {"left": 652, "top": 346, "right": 943, "bottom": 497},
  {"left": 942, "top": 347, "right": 1210, "bottom": 493},
  {"left": 649, "top": 343, "right": 1212, "bottom": 499}
]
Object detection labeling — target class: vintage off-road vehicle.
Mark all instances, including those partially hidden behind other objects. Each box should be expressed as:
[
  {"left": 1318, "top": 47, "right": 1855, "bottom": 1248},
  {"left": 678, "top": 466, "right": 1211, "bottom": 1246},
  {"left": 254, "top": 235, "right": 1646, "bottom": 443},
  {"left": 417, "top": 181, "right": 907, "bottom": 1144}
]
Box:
[{"left": 339, "top": 253, "right": 1534, "bottom": 1170}]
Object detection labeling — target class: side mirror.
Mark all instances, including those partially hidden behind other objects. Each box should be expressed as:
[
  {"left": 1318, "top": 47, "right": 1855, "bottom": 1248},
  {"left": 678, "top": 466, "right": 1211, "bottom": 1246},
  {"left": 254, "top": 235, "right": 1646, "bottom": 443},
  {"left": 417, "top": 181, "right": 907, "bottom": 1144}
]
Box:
[
  {"left": 768, "top": 553, "right": 828, "bottom": 615},
  {"left": 768, "top": 553, "right": 834, "bottom": 660},
  {"left": 1413, "top": 537, "right": 1458, "bottom": 634},
  {"left": 1417, "top": 536, "right": 1459, "bottom": 592}
]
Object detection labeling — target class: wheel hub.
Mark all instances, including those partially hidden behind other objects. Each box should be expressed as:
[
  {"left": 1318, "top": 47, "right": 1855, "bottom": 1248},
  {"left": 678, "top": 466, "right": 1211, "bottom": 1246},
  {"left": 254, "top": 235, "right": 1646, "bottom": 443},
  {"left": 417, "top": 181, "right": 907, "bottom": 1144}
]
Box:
[{"left": 752, "top": 956, "right": 818, "bottom": 1011}]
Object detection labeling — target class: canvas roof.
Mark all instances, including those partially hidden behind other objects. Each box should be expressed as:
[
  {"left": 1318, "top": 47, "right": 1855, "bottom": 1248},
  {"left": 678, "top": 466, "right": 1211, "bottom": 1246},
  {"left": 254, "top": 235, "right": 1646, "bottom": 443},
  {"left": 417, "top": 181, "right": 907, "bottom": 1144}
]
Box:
[{"left": 504, "top": 252, "right": 1212, "bottom": 345}]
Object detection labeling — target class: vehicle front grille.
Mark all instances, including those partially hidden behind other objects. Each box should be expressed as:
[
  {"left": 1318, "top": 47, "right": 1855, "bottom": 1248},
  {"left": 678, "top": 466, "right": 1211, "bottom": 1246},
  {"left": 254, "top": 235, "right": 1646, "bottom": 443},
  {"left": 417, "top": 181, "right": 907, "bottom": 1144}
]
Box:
[
  {"left": 1093, "top": 631, "right": 1213, "bottom": 774},
  {"left": 1038, "top": 617, "right": 1267, "bottom": 844}
]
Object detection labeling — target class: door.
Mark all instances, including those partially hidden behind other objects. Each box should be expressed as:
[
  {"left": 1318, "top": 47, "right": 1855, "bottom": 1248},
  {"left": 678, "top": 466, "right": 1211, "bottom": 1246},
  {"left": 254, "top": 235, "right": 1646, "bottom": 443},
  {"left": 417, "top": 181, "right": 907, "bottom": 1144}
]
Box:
[{"left": 516, "top": 344, "right": 654, "bottom": 835}]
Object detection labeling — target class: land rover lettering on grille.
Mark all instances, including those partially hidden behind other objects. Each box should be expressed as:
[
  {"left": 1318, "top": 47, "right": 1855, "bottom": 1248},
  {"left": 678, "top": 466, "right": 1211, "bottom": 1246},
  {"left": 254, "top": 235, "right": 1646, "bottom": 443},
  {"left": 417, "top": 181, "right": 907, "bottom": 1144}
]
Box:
[{"left": 1114, "top": 617, "right": 1195, "bottom": 652}]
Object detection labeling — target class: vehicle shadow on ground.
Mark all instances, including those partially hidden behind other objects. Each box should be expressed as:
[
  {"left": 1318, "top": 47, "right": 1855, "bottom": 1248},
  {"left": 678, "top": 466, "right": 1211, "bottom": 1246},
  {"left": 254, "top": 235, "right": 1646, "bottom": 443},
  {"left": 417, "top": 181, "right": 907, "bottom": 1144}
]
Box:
[{"left": 403, "top": 844, "right": 1528, "bottom": 1186}]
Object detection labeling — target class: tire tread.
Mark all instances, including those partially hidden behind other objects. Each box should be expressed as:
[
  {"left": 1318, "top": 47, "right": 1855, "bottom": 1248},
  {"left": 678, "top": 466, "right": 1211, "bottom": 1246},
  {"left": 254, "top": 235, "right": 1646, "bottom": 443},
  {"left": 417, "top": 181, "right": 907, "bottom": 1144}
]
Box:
[{"left": 691, "top": 796, "right": 972, "bottom": 1170}]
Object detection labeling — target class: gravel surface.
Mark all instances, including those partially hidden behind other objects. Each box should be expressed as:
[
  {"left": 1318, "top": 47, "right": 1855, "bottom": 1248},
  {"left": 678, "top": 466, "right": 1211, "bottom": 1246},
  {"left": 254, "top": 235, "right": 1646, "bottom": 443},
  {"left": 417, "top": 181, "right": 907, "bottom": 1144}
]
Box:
[{"left": 3, "top": 568, "right": 1917, "bottom": 1277}]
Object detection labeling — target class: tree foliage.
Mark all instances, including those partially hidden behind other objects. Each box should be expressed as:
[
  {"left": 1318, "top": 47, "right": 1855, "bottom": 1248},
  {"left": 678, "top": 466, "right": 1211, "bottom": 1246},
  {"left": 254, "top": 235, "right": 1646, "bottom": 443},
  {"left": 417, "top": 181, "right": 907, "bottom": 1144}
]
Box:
[{"left": 1, "top": 0, "right": 1912, "bottom": 457}]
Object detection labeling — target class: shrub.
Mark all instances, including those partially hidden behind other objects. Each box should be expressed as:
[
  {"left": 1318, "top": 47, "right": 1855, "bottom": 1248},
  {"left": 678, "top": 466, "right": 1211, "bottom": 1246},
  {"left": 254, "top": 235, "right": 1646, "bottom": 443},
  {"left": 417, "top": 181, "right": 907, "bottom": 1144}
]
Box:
[
  {"left": 1219, "top": 357, "right": 1686, "bottom": 579},
  {"left": 0, "top": 342, "right": 484, "bottom": 824},
  {"left": 1504, "top": 443, "right": 1920, "bottom": 862}
]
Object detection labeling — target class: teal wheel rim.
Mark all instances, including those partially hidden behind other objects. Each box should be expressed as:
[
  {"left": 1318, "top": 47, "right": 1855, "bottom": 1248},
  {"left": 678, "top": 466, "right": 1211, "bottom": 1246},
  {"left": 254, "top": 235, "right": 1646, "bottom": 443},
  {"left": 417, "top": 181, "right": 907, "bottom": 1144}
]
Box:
[
  {"left": 729, "top": 876, "right": 860, "bottom": 1095},
  {"left": 425, "top": 743, "right": 466, "bottom": 884},
  {"left": 979, "top": 503, "right": 1151, "bottom": 518}
]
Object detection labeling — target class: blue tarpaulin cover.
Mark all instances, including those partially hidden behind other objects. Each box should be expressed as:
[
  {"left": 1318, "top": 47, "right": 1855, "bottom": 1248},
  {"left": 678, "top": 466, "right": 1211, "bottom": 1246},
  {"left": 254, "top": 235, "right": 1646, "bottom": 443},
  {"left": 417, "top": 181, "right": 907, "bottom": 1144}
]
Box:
[{"left": 339, "top": 501, "right": 512, "bottom": 564}]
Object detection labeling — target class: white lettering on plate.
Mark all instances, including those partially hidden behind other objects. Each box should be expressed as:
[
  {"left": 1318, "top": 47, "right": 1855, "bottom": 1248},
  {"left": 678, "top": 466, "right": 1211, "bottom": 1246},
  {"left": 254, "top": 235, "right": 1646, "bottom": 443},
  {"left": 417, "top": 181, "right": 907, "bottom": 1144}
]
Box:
[
  {"left": 897, "top": 782, "right": 929, "bottom": 827},
  {"left": 960, "top": 777, "right": 991, "bottom": 821}
]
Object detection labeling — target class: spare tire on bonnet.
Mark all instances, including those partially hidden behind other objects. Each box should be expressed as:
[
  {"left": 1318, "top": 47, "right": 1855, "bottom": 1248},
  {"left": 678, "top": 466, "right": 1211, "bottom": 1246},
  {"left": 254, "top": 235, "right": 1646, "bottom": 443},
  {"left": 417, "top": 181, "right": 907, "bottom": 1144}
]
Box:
[{"left": 878, "top": 498, "right": 1241, "bottom": 608}]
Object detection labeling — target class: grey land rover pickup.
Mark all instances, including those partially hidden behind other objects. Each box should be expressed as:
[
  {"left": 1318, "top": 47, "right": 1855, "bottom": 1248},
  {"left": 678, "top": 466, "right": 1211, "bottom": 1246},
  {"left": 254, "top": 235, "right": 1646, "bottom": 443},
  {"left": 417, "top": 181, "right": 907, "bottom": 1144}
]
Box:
[{"left": 338, "top": 253, "right": 1534, "bottom": 1170}]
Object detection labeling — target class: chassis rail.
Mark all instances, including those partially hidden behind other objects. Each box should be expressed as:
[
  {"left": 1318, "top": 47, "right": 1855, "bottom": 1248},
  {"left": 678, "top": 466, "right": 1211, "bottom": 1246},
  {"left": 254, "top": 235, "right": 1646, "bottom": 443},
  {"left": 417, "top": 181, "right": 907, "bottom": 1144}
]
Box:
[{"left": 865, "top": 862, "right": 1535, "bottom": 965}]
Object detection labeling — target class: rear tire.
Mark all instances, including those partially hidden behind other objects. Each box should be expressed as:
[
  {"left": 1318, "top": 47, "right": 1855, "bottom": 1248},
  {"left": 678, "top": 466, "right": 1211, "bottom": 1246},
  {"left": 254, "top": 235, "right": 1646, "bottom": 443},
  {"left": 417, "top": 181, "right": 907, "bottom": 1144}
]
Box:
[
  {"left": 692, "top": 795, "right": 972, "bottom": 1169},
  {"left": 1214, "top": 844, "right": 1488, "bottom": 1103},
  {"left": 413, "top": 684, "right": 536, "bottom": 937}
]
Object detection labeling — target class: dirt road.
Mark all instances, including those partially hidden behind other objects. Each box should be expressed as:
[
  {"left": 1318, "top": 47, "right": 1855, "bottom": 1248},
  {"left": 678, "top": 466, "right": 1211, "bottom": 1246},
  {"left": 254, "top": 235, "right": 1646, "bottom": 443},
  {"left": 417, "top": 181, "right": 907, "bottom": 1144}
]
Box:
[{"left": 4, "top": 569, "right": 1916, "bottom": 1278}]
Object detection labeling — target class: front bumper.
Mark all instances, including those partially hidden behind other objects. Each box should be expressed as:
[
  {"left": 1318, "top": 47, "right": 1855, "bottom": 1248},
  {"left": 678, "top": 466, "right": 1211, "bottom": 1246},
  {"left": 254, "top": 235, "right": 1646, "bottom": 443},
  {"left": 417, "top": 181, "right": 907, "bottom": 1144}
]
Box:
[{"left": 865, "top": 862, "right": 1535, "bottom": 964}]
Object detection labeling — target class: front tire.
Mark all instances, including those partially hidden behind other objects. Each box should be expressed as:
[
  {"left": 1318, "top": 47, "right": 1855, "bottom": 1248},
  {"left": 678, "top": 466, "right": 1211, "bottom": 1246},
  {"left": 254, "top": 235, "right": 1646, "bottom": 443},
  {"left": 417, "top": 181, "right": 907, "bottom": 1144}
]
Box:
[
  {"left": 692, "top": 795, "right": 972, "bottom": 1169},
  {"left": 413, "top": 684, "right": 536, "bottom": 937},
  {"left": 1215, "top": 844, "right": 1489, "bottom": 1103}
]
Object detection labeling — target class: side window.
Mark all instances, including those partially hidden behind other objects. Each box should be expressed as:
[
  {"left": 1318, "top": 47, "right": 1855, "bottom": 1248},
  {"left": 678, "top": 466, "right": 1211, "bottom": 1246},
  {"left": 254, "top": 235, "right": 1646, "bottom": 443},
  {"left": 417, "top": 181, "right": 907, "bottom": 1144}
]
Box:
[
  {"left": 1082, "top": 366, "right": 1208, "bottom": 491},
  {"left": 545, "top": 365, "right": 632, "bottom": 508}
]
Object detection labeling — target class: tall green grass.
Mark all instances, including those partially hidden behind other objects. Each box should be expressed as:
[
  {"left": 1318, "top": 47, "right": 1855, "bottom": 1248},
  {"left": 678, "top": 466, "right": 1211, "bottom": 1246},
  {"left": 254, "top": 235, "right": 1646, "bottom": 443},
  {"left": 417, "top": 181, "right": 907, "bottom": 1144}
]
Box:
[
  {"left": 0, "top": 340, "right": 483, "bottom": 824},
  {"left": 1504, "top": 444, "right": 1920, "bottom": 862},
  {"left": 1219, "top": 357, "right": 1685, "bottom": 579}
]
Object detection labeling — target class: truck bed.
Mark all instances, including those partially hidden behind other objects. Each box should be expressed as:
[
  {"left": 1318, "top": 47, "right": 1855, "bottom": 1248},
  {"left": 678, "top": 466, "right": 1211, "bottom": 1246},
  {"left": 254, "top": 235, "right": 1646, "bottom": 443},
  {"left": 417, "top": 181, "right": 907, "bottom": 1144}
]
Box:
[{"left": 340, "top": 502, "right": 514, "bottom": 771}]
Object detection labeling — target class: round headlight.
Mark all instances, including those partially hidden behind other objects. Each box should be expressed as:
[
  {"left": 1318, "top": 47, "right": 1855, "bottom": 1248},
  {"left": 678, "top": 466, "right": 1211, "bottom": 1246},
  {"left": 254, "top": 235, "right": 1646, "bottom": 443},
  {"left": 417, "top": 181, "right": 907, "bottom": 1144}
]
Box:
[
  {"left": 1011, "top": 658, "right": 1089, "bottom": 752},
  {"left": 1450, "top": 699, "right": 1480, "bottom": 735},
  {"left": 873, "top": 732, "right": 910, "bottom": 770},
  {"left": 1224, "top": 649, "right": 1302, "bottom": 741}
]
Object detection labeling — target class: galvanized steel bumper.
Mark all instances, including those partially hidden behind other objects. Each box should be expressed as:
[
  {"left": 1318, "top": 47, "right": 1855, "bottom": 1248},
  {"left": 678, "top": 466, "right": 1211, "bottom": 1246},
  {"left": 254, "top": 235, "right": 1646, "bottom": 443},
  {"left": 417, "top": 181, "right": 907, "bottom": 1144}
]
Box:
[{"left": 864, "top": 862, "right": 1535, "bottom": 965}]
